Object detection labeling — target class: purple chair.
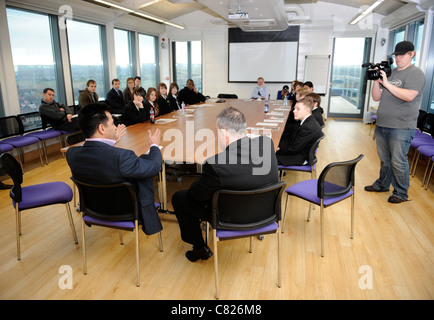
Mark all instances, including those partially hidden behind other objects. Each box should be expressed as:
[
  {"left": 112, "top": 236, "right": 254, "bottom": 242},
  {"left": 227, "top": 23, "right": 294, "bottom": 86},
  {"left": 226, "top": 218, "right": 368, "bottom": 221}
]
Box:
[
  {"left": 0, "top": 153, "right": 78, "bottom": 260},
  {"left": 208, "top": 181, "right": 286, "bottom": 299},
  {"left": 0, "top": 116, "right": 44, "bottom": 169},
  {"left": 369, "top": 114, "right": 377, "bottom": 138},
  {"left": 278, "top": 134, "right": 325, "bottom": 181},
  {"left": 414, "top": 144, "right": 434, "bottom": 187},
  {"left": 410, "top": 136, "right": 434, "bottom": 176},
  {"left": 283, "top": 154, "right": 364, "bottom": 257},
  {"left": 71, "top": 177, "right": 163, "bottom": 287},
  {"left": 425, "top": 156, "right": 434, "bottom": 190},
  {"left": 17, "top": 112, "right": 62, "bottom": 165}
]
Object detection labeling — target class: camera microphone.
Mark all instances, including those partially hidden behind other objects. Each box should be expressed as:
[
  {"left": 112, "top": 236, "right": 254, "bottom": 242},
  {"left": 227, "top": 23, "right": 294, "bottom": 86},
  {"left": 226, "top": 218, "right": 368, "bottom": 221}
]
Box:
[{"left": 362, "top": 62, "right": 372, "bottom": 68}]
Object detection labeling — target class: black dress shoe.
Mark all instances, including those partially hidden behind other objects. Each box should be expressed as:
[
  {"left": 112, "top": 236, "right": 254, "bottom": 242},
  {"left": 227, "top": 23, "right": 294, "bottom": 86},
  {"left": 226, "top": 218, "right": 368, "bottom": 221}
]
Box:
[{"left": 185, "top": 245, "right": 213, "bottom": 262}]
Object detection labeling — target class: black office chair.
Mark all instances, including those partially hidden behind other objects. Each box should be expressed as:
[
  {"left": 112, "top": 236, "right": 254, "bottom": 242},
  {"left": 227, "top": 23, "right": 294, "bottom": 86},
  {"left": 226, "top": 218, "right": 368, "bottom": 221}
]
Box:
[
  {"left": 71, "top": 177, "right": 163, "bottom": 287},
  {"left": 0, "top": 153, "right": 78, "bottom": 260},
  {"left": 283, "top": 154, "right": 364, "bottom": 257},
  {"left": 217, "top": 94, "right": 238, "bottom": 99},
  {"left": 207, "top": 181, "right": 286, "bottom": 299}
]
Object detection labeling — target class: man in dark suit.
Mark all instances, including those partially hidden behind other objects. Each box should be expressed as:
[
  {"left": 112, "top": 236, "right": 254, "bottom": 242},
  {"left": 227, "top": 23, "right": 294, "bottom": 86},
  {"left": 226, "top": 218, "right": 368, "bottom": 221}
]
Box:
[
  {"left": 276, "top": 98, "right": 323, "bottom": 166},
  {"left": 106, "top": 78, "right": 125, "bottom": 114},
  {"left": 66, "top": 103, "right": 163, "bottom": 235},
  {"left": 172, "top": 107, "right": 278, "bottom": 262},
  {"left": 177, "top": 79, "right": 206, "bottom": 106}
]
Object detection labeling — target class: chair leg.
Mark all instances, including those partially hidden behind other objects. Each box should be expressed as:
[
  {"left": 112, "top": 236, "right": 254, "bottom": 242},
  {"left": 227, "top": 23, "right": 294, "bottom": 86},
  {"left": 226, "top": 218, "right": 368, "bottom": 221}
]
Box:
[
  {"left": 119, "top": 230, "right": 124, "bottom": 245},
  {"left": 281, "top": 194, "right": 289, "bottom": 233},
  {"left": 422, "top": 158, "right": 431, "bottom": 187},
  {"left": 249, "top": 237, "right": 253, "bottom": 253},
  {"left": 412, "top": 151, "right": 421, "bottom": 177},
  {"left": 213, "top": 229, "right": 219, "bottom": 299},
  {"left": 135, "top": 220, "right": 140, "bottom": 287},
  {"left": 36, "top": 141, "right": 44, "bottom": 167},
  {"left": 277, "top": 226, "right": 281, "bottom": 288},
  {"left": 81, "top": 214, "right": 87, "bottom": 275},
  {"left": 65, "top": 203, "right": 78, "bottom": 244},
  {"left": 425, "top": 160, "right": 434, "bottom": 190},
  {"left": 320, "top": 200, "right": 325, "bottom": 257},
  {"left": 351, "top": 192, "right": 355, "bottom": 239},
  {"left": 158, "top": 231, "right": 163, "bottom": 252},
  {"left": 15, "top": 206, "right": 21, "bottom": 261},
  {"left": 307, "top": 203, "right": 313, "bottom": 222},
  {"left": 42, "top": 140, "right": 49, "bottom": 165}
]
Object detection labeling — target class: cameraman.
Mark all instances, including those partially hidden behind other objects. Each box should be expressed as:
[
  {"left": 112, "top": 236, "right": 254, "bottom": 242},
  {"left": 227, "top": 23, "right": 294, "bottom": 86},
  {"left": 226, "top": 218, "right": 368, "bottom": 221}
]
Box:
[{"left": 365, "top": 41, "right": 426, "bottom": 204}]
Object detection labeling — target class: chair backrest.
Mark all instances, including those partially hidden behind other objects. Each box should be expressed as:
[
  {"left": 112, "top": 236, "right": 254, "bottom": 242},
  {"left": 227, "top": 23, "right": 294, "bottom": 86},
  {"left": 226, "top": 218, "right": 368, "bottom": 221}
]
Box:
[
  {"left": 71, "top": 177, "right": 139, "bottom": 222},
  {"left": 0, "top": 153, "right": 23, "bottom": 202},
  {"left": 417, "top": 109, "right": 427, "bottom": 131},
  {"left": 425, "top": 113, "right": 434, "bottom": 137},
  {"left": 217, "top": 94, "right": 238, "bottom": 99},
  {"left": 317, "top": 154, "right": 364, "bottom": 199},
  {"left": 17, "top": 112, "right": 45, "bottom": 133},
  {"left": 277, "top": 91, "right": 282, "bottom": 100},
  {"left": 66, "top": 132, "right": 85, "bottom": 146},
  {"left": 211, "top": 181, "right": 286, "bottom": 231},
  {"left": 0, "top": 116, "right": 21, "bottom": 138},
  {"left": 307, "top": 134, "right": 325, "bottom": 166}
]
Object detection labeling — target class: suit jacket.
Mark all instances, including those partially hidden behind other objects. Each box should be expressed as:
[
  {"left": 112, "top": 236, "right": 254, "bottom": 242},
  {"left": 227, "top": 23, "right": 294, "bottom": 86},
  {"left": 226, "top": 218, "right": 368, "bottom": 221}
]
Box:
[
  {"left": 168, "top": 94, "right": 181, "bottom": 110},
  {"left": 123, "top": 102, "right": 149, "bottom": 126},
  {"left": 106, "top": 88, "right": 125, "bottom": 114},
  {"left": 276, "top": 115, "right": 322, "bottom": 166},
  {"left": 66, "top": 141, "right": 163, "bottom": 235},
  {"left": 178, "top": 87, "right": 206, "bottom": 105},
  {"left": 312, "top": 107, "right": 325, "bottom": 127},
  {"left": 78, "top": 89, "right": 99, "bottom": 109},
  {"left": 188, "top": 136, "right": 278, "bottom": 205},
  {"left": 157, "top": 96, "right": 173, "bottom": 115}
]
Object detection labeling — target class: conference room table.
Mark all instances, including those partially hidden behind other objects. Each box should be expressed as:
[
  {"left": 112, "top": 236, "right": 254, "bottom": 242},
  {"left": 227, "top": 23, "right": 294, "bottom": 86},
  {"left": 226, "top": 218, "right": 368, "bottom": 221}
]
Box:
[{"left": 62, "top": 98, "right": 291, "bottom": 211}]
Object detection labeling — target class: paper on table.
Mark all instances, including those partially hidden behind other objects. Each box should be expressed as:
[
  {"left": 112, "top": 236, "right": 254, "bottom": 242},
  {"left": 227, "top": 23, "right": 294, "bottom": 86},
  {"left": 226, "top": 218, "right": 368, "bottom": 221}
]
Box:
[
  {"left": 155, "top": 118, "right": 177, "bottom": 124},
  {"left": 263, "top": 118, "right": 284, "bottom": 123},
  {"left": 256, "top": 122, "right": 278, "bottom": 126}
]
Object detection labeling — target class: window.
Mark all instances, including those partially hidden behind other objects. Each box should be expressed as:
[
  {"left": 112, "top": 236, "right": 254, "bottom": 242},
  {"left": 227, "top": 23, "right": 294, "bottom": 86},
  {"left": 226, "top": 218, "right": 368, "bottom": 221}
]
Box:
[
  {"left": 6, "top": 8, "right": 61, "bottom": 113},
  {"left": 138, "top": 33, "right": 158, "bottom": 90},
  {"left": 388, "top": 19, "right": 424, "bottom": 67},
  {"left": 173, "top": 41, "right": 202, "bottom": 93},
  {"left": 67, "top": 20, "right": 106, "bottom": 104},
  {"left": 114, "top": 28, "right": 133, "bottom": 89}
]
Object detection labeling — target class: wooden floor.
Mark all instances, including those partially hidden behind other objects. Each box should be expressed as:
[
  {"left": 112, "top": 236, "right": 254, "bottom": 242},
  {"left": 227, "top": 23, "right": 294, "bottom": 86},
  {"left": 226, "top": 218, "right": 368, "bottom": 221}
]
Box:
[{"left": 0, "top": 118, "right": 433, "bottom": 300}]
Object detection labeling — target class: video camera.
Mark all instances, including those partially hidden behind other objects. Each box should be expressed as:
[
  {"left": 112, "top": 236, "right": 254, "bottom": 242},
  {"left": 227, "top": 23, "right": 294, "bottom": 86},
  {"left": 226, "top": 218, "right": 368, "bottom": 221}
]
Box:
[{"left": 362, "top": 57, "right": 393, "bottom": 80}]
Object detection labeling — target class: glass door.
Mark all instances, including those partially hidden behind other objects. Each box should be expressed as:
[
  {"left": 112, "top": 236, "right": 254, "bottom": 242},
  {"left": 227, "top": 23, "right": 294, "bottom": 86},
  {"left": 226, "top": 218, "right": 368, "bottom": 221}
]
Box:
[{"left": 328, "top": 37, "right": 372, "bottom": 118}]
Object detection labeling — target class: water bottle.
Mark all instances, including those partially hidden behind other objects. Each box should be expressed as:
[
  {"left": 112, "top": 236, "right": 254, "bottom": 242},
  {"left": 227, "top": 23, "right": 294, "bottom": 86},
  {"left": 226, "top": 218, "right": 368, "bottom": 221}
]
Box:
[
  {"left": 150, "top": 106, "right": 155, "bottom": 124},
  {"left": 283, "top": 94, "right": 288, "bottom": 107},
  {"left": 181, "top": 101, "right": 185, "bottom": 112},
  {"left": 264, "top": 100, "right": 269, "bottom": 113}
]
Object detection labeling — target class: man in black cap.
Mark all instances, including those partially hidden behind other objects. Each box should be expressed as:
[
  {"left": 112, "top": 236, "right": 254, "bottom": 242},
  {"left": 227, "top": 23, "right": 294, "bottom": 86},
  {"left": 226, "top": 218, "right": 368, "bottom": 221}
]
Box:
[{"left": 364, "top": 41, "right": 426, "bottom": 204}]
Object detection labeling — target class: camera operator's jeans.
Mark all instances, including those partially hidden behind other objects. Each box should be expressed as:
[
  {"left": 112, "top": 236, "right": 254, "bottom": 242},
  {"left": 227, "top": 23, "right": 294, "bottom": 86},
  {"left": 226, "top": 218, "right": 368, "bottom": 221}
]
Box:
[{"left": 372, "top": 126, "right": 414, "bottom": 200}]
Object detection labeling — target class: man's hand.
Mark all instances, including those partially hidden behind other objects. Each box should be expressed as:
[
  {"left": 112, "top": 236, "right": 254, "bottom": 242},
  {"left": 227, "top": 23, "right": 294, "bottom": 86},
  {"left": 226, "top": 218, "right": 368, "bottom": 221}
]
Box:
[
  {"left": 66, "top": 113, "right": 73, "bottom": 122},
  {"left": 115, "top": 124, "right": 127, "bottom": 144},
  {"left": 148, "top": 128, "right": 161, "bottom": 146}
]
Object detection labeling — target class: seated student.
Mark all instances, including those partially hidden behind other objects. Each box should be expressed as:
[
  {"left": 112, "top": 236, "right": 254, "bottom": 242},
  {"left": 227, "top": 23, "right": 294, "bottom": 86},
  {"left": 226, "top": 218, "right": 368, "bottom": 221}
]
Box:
[
  {"left": 251, "top": 77, "right": 270, "bottom": 100},
  {"left": 172, "top": 107, "right": 278, "bottom": 261},
  {"left": 39, "top": 88, "right": 79, "bottom": 132},
  {"left": 157, "top": 82, "right": 174, "bottom": 115},
  {"left": 66, "top": 103, "right": 163, "bottom": 235},
  {"left": 123, "top": 88, "right": 149, "bottom": 126},
  {"left": 290, "top": 80, "right": 303, "bottom": 107},
  {"left": 305, "top": 92, "right": 325, "bottom": 127},
  {"left": 78, "top": 79, "right": 99, "bottom": 109},
  {"left": 134, "top": 76, "right": 146, "bottom": 98},
  {"left": 144, "top": 87, "right": 160, "bottom": 118},
  {"left": 123, "top": 77, "right": 135, "bottom": 105},
  {"left": 168, "top": 82, "right": 181, "bottom": 110},
  {"left": 303, "top": 81, "right": 314, "bottom": 93},
  {"left": 280, "top": 87, "right": 311, "bottom": 143},
  {"left": 178, "top": 79, "right": 206, "bottom": 106},
  {"left": 106, "top": 78, "right": 125, "bottom": 114},
  {"left": 276, "top": 98, "right": 323, "bottom": 166}
]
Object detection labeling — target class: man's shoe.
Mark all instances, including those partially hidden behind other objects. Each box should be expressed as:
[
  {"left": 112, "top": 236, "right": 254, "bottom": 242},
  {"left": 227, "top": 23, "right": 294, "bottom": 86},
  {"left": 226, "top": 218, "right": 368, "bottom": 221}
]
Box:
[
  {"left": 364, "top": 185, "right": 389, "bottom": 192},
  {"left": 186, "top": 245, "right": 213, "bottom": 262},
  {"left": 388, "top": 195, "right": 406, "bottom": 204}
]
